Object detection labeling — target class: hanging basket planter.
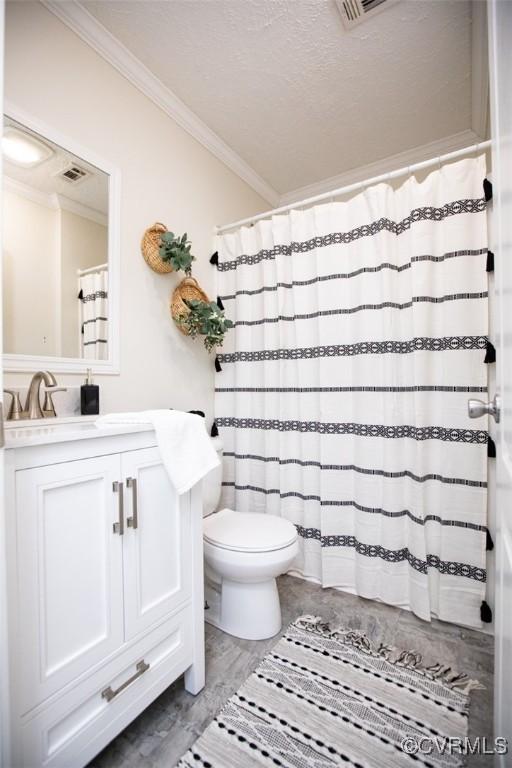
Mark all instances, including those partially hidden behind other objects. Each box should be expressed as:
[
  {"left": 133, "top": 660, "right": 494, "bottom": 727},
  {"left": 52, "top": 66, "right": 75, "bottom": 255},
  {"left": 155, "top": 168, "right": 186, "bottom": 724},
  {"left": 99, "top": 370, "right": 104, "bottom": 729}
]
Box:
[
  {"left": 142, "top": 223, "right": 196, "bottom": 275},
  {"left": 171, "top": 277, "right": 233, "bottom": 351},
  {"left": 141, "top": 222, "right": 173, "bottom": 274},
  {"left": 170, "top": 277, "right": 209, "bottom": 335}
]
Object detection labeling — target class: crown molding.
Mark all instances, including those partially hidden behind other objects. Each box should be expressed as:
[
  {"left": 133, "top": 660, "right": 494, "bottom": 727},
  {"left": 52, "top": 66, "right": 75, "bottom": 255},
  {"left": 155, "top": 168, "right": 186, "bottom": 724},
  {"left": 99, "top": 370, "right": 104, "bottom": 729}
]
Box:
[
  {"left": 55, "top": 193, "right": 108, "bottom": 226},
  {"left": 279, "top": 129, "right": 483, "bottom": 206},
  {"left": 471, "top": 0, "right": 489, "bottom": 140},
  {"left": 4, "top": 176, "right": 108, "bottom": 224},
  {"left": 41, "top": 0, "right": 486, "bottom": 209},
  {"left": 4, "top": 175, "right": 56, "bottom": 209},
  {"left": 41, "top": 0, "right": 280, "bottom": 207}
]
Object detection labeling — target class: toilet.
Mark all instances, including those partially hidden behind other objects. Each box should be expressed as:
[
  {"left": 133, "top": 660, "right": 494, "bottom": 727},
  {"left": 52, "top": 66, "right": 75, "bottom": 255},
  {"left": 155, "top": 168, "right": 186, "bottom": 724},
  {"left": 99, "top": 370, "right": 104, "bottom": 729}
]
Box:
[{"left": 202, "top": 437, "right": 299, "bottom": 640}]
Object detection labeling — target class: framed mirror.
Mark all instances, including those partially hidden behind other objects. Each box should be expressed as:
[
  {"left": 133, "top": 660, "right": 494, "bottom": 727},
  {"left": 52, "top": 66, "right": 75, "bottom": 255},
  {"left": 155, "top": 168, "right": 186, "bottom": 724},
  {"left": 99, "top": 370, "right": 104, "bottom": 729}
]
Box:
[{"left": 2, "top": 105, "right": 120, "bottom": 373}]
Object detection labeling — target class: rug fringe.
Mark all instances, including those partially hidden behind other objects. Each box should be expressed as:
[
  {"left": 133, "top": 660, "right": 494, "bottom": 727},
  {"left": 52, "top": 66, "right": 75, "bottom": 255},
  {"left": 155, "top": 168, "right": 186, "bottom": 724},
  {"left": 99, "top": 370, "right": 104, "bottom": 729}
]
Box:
[{"left": 295, "top": 615, "right": 484, "bottom": 695}]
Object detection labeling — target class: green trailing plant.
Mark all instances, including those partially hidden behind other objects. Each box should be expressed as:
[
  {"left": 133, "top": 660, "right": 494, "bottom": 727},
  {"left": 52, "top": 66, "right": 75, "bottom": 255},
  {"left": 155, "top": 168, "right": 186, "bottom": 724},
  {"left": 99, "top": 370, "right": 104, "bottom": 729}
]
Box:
[
  {"left": 177, "top": 299, "right": 234, "bottom": 352},
  {"left": 159, "top": 231, "right": 195, "bottom": 274}
]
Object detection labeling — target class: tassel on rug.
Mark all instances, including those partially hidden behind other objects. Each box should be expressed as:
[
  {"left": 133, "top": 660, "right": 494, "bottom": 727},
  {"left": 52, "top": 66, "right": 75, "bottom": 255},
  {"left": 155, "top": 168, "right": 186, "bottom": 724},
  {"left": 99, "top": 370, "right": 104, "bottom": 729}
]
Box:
[
  {"left": 210, "top": 421, "right": 219, "bottom": 437},
  {"left": 216, "top": 296, "right": 224, "bottom": 310},
  {"left": 295, "top": 615, "right": 484, "bottom": 694},
  {"left": 215, "top": 356, "right": 222, "bottom": 372},
  {"left": 486, "top": 529, "right": 494, "bottom": 551},
  {"left": 484, "top": 340, "right": 496, "bottom": 364},
  {"left": 486, "top": 250, "right": 495, "bottom": 272},
  {"left": 488, "top": 435, "right": 496, "bottom": 458},
  {"left": 210, "top": 251, "right": 219, "bottom": 265},
  {"left": 483, "top": 178, "right": 493, "bottom": 202}
]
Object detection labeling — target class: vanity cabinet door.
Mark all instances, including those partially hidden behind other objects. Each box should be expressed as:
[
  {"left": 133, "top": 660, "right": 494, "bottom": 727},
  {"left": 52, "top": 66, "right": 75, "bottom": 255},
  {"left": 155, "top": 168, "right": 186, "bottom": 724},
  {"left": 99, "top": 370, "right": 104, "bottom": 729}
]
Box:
[
  {"left": 15, "top": 455, "right": 124, "bottom": 712},
  {"left": 121, "top": 447, "right": 192, "bottom": 640}
]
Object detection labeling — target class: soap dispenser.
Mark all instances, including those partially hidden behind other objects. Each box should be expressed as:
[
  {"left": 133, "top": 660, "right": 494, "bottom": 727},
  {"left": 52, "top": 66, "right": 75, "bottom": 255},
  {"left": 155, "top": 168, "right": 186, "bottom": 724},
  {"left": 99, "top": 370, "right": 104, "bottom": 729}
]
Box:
[{"left": 81, "top": 369, "right": 99, "bottom": 415}]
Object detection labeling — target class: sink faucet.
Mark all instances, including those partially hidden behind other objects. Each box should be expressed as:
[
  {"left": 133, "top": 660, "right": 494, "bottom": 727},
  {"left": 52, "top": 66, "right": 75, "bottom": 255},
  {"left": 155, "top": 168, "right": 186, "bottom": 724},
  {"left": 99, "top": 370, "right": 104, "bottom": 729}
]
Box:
[{"left": 25, "top": 371, "right": 57, "bottom": 420}]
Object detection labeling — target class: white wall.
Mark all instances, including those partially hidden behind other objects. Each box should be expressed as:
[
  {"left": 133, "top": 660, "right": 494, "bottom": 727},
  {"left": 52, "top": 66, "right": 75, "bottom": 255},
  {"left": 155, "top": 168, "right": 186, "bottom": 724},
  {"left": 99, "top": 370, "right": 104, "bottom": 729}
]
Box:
[
  {"left": 3, "top": 188, "right": 108, "bottom": 359},
  {"left": 3, "top": 188, "right": 59, "bottom": 356},
  {"left": 3, "top": 1, "right": 267, "bottom": 421}
]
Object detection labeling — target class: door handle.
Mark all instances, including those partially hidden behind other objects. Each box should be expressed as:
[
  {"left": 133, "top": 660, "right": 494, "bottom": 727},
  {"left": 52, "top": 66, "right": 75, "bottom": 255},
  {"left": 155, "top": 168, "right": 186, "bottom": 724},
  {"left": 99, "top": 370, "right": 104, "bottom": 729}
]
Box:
[
  {"left": 112, "top": 481, "right": 124, "bottom": 535},
  {"left": 468, "top": 394, "right": 501, "bottom": 423},
  {"left": 126, "top": 477, "right": 138, "bottom": 529}
]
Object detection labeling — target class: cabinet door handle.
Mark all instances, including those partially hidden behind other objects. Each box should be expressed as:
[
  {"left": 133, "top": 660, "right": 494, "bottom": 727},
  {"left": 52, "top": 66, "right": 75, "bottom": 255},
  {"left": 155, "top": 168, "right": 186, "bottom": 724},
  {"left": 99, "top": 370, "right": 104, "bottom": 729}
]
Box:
[
  {"left": 112, "top": 481, "right": 124, "bottom": 535},
  {"left": 101, "top": 660, "right": 150, "bottom": 702},
  {"left": 126, "top": 477, "right": 138, "bottom": 529}
]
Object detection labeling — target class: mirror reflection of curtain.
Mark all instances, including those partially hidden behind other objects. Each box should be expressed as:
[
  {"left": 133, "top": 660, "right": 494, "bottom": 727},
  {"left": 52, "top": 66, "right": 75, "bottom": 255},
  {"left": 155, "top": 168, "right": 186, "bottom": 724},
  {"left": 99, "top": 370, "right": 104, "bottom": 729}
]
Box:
[{"left": 79, "top": 269, "right": 108, "bottom": 359}]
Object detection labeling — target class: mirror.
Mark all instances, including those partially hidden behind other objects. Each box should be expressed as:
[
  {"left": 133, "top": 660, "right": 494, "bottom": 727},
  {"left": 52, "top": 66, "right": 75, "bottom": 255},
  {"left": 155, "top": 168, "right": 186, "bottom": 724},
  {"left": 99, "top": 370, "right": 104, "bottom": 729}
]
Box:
[{"left": 2, "top": 111, "right": 119, "bottom": 373}]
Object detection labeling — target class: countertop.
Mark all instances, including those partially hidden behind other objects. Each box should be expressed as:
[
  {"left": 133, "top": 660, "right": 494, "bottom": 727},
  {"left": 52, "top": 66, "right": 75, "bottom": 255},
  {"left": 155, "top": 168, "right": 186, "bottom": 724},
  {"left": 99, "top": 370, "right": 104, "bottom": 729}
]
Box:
[{"left": 4, "top": 415, "right": 154, "bottom": 449}]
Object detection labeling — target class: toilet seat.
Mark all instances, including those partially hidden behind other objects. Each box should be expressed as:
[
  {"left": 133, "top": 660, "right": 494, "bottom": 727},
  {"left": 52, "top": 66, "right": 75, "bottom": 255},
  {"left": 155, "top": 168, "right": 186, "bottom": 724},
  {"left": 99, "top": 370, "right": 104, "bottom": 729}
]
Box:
[{"left": 203, "top": 508, "right": 297, "bottom": 553}]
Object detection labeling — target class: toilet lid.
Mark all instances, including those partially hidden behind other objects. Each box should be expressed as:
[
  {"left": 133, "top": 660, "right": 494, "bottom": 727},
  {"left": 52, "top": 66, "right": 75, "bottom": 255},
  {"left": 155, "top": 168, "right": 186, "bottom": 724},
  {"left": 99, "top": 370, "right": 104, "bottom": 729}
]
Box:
[{"left": 203, "top": 509, "right": 297, "bottom": 553}]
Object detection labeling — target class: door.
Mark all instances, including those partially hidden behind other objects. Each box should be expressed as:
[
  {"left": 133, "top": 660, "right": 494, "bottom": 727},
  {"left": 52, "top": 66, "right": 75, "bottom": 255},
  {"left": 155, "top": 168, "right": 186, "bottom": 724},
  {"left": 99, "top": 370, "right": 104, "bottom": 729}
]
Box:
[
  {"left": 122, "top": 447, "right": 192, "bottom": 640},
  {"left": 15, "top": 455, "right": 124, "bottom": 712},
  {"left": 488, "top": 0, "right": 512, "bottom": 757}
]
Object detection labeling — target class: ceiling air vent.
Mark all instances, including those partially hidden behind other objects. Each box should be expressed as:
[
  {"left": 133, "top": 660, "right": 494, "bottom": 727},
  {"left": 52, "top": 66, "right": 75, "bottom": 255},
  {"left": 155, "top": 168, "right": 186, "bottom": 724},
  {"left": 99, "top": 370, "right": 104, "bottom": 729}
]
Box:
[
  {"left": 335, "top": 0, "right": 399, "bottom": 29},
  {"left": 57, "top": 164, "right": 89, "bottom": 184}
]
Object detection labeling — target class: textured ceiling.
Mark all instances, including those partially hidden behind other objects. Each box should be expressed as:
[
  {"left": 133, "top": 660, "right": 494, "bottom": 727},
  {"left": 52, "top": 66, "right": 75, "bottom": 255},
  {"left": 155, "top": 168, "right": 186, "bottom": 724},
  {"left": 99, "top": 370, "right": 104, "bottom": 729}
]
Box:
[{"left": 81, "top": 0, "right": 473, "bottom": 196}]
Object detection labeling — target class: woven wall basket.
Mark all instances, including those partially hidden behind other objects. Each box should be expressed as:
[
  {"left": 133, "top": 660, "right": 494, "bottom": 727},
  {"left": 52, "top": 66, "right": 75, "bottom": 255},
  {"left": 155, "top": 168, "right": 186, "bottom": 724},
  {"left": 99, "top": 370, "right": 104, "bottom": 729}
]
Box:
[
  {"left": 171, "top": 277, "right": 209, "bottom": 335},
  {"left": 141, "top": 222, "right": 173, "bottom": 274}
]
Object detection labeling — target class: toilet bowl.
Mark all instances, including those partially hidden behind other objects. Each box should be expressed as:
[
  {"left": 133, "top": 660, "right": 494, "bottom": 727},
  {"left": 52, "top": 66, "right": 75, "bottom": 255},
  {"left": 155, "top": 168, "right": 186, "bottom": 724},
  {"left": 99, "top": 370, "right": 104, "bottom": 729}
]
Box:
[{"left": 202, "top": 439, "right": 299, "bottom": 640}]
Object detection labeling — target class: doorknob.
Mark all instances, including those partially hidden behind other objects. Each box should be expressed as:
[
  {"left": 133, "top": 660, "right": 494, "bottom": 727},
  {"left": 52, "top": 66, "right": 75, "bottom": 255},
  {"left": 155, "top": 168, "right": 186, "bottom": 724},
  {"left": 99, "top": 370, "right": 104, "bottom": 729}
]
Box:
[{"left": 468, "top": 394, "right": 501, "bottom": 423}]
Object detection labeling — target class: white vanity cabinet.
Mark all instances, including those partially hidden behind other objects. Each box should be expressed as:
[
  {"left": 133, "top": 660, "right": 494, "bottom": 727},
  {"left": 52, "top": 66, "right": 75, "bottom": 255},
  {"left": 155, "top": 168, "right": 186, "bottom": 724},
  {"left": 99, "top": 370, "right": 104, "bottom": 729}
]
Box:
[{"left": 4, "top": 424, "right": 205, "bottom": 768}]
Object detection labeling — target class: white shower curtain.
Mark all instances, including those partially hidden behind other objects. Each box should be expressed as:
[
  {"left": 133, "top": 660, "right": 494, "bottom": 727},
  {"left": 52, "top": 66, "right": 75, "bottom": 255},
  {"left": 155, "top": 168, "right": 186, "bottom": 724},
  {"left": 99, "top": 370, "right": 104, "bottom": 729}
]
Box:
[
  {"left": 79, "top": 269, "right": 108, "bottom": 360},
  {"left": 215, "top": 156, "right": 489, "bottom": 629}
]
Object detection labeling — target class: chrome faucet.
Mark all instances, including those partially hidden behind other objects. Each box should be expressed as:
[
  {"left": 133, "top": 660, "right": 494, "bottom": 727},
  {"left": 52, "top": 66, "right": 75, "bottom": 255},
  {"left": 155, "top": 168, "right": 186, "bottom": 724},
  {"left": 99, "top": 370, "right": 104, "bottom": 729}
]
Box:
[{"left": 25, "top": 371, "right": 57, "bottom": 420}]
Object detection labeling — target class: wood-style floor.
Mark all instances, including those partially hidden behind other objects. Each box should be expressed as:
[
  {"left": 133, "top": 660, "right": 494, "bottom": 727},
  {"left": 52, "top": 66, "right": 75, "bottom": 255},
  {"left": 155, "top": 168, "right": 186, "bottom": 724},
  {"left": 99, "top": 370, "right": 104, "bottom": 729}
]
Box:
[{"left": 89, "top": 574, "right": 494, "bottom": 768}]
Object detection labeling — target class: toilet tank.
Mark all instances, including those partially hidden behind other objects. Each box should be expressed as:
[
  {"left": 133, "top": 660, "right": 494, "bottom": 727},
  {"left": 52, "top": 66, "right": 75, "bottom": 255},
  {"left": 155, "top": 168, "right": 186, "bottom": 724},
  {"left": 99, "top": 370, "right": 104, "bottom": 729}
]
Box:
[{"left": 202, "top": 436, "right": 223, "bottom": 517}]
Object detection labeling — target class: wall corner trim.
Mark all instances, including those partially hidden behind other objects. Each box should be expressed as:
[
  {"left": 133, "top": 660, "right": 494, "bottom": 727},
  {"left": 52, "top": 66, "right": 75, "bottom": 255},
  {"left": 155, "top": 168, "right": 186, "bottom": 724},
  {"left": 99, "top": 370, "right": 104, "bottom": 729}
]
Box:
[{"left": 41, "top": 0, "right": 280, "bottom": 207}]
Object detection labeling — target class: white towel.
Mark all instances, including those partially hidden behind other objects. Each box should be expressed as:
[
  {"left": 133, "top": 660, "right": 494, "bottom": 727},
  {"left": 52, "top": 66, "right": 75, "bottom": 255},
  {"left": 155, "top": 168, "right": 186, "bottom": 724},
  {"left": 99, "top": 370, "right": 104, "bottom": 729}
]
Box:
[{"left": 96, "top": 410, "right": 220, "bottom": 495}]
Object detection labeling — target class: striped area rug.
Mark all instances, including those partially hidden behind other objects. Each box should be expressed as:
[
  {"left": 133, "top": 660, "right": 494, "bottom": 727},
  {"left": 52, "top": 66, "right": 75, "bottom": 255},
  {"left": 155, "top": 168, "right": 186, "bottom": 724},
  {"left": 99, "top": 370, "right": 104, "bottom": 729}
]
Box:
[{"left": 177, "top": 616, "right": 482, "bottom": 768}]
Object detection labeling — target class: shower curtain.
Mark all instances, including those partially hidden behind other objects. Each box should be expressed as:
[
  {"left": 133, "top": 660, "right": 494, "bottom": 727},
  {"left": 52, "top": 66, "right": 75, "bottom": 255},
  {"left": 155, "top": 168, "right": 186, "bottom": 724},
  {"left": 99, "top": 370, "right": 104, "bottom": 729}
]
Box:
[
  {"left": 214, "top": 155, "right": 489, "bottom": 629},
  {"left": 79, "top": 269, "right": 109, "bottom": 360}
]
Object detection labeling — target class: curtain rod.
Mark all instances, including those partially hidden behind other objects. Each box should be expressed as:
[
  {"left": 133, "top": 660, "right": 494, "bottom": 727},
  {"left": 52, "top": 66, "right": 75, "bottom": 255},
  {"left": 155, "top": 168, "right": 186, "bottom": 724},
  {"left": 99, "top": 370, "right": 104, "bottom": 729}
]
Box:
[
  {"left": 215, "top": 140, "right": 492, "bottom": 235},
  {"left": 77, "top": 263, "right": 108, "bottom": 276}
]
